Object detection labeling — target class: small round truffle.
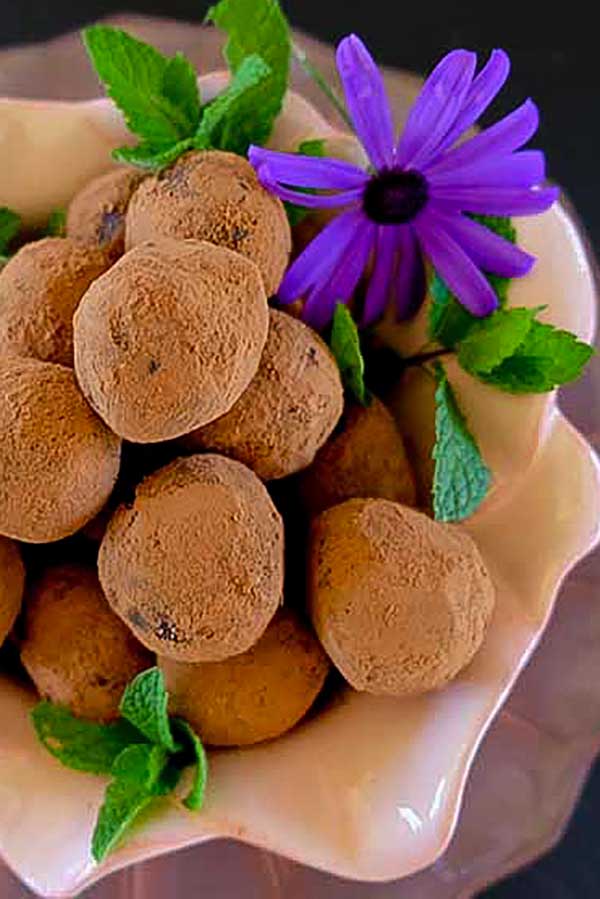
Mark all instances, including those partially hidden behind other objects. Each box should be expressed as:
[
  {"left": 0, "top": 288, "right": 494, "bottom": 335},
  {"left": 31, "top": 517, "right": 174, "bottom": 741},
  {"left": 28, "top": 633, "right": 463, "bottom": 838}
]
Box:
[
  {"left": 20, "top": 565, "right": 153, "bottom": 721},
  {"left": 309, "top": 499, "right": 495, "bottom": 696},
  {"left": 73, "top": 238, "right": 269, "bottom": 442},
  {"left": 67, "top": 167, "right": 145, "bottom": 262},
  {"left": 0, "top": 537, "right": 25, "bottom": 646},
  {"left": 99, "top": 454, "right": 284, "bottom": 662},
  {"left": 126, "top": 150, "right": 291, "bottom": 296},
  {"left": 0, "top": 357, "right": 121, "bottom": 542},
  {"left": 159, "top": 609, "right": 329, "bottom": 746},
  {"left": 300, "top": 397, "right": 417, "bottom": 517},
  {"left": 183, "top": 310, "right": 344, "bottom": 480},
  {"left": 0, "top": 237, "right": 110, "bottom": 366}
]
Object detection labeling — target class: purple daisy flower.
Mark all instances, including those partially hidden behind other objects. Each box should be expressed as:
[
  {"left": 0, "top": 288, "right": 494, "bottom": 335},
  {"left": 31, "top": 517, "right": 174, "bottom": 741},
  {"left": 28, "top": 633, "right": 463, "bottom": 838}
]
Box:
[{"left": 249, "top": 36, "right": 559, "bottom": 329}]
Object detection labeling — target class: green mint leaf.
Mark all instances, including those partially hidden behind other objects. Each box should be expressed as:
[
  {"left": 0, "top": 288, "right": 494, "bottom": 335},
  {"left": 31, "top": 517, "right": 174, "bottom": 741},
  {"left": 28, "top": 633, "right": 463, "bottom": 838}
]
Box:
[
  {"left": 0, "top": 207, "right": 21, "bottom": 255},
  {"left": 428, "top": 216, "right": 516, "bottom": 348},
  {"left": 285, "top": 139, "right": 326, "bottom": 227},
  {"left": 480, "top": 320, "right": 595, "bottom": 393},
  {"left": 83, "top": 26, "right": 201, "bottom": 149},
  {"left": 172, "top": 719, "right": 209, "bottom": 811},
  {"left": 457, "top": 307, "right": 541, "bottom": 375},
  {"left": 193, "top": 54, "right": 271, "bottom": 155},
  {"left": 92, "top": 744, "right": 167, "bottom": 863},
  {"left": 207, "top": 0, "right": 291, "bottom": 147},
  {"left": 46, "top": 208, "right": 67, "bottom": 237},
  {"left": 114, "top": 139, "right": 194, "bottom": 170},
  {"left": 330, "top": 303, "right": 369, "bottom": 407},
  {"left": 433, "top": 364, "right": 491, "bottom": 522},
  {"left": 31, "top": 702, "right": 143, "bottom": 775},
  {"left": 119, "top": 667, "right": 176, "bottom": 752},
  {"left": 155, "top": 758, "right": 184, "bottom": 796}
]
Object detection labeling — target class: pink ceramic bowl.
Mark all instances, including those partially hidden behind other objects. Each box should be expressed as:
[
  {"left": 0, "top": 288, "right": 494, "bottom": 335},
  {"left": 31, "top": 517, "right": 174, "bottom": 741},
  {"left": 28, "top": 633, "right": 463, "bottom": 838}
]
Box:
[{"left": 1, "top": 70, "right": 599, "bottom": 899}]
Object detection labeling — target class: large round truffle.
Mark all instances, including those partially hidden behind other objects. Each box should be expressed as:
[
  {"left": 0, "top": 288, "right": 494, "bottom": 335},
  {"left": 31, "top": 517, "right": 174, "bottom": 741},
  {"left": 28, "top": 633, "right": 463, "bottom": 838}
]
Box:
[
  {"left": 183, "top": 310, "right": 344, "bottom": 480},
  {"left": 0, "top": 537, "right": 25, "bottom": 646},
  {"left": 0, "top": 357, "right": 121, "bottom": 542},
  {"left": 300, "top": 397, "right": 417, "bottom": 517},
  {"left": 309, "top": 499, "right": 495, "bottom": 696},
  {"left": 67, "top": 167, "right": 145, "bottom": 263},
  {"left": 20, "top": 565, "right": 153, "bottom": 721},
  {"left": 74, "top": 238, "right": 269, "bottom": 443},
  {"left": 160, "top": 608, "right": 329, "bottom": 746},
  {"left": 0, "top": 237, "right": 109, "bottom": 366},
  {"left": 125, "top": 150, "right": 291, "bottom": 296},
  {"left": 99, "top": 454, "right": 284, "bottom": 662}
]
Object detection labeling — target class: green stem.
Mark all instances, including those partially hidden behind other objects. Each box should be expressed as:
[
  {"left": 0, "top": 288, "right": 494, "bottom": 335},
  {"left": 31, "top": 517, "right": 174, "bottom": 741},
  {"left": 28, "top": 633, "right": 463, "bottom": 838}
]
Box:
[{"left": 292, "top": 43, "right": 354, "bottom": 131}]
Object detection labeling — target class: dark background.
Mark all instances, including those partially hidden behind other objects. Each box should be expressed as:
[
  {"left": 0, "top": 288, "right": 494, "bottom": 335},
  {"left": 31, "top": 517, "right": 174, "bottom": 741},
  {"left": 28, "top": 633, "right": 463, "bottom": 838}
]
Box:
[{"left": 2, "top": 2, "right": 599, "bottom": 896}]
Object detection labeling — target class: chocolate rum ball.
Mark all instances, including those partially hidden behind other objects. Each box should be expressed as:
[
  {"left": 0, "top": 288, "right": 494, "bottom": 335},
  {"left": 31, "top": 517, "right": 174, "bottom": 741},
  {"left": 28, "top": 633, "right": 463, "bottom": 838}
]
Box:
[
  {"left": 0, "top": 357, "right": 121, "bottom": 542},
  {"left": 20, "top": 565, "right": 152, "bottom": 721},
  {"left": 0, "top": 237, "right": 109, "bottom": 366},
  {"left": 67, "top": 167, "right": 146, "bottom": 262},
  {"left": 73, "top": 238, "right": 269, "bottom": 443},
  {"left": 300, "top": 397, "right": 417, "bottom": 517},
  {"left": 309, "top": 499, "right": 495, "bottom": 697},
  {"left": 183, "top": 310, "right": 344, "bottom": 480},
  {"left": 125, "top": 150, "right": 291, "bottom": 295},
  {"left": 0, "top": 537, "right": 25, "bottom": 646},
  {"left": 159, "top": 609, "right": 329, "bottom": 746},
  {"left": 98, "top": 454, "right": 284, "bottom": 662}
]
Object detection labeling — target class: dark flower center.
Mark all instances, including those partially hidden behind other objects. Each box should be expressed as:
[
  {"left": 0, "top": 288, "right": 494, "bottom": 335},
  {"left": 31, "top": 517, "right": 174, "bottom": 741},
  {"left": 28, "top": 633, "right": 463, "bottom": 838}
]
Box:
[{"left": 363, "top": 167, "right": 429, "bottom": 225}]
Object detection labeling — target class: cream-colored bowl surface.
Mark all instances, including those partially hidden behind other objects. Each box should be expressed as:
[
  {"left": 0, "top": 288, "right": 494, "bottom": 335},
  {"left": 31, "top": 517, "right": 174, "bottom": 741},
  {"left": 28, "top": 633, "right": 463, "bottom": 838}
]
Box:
[{"left": 0, "top": 74, "right": 599, "bottom": 899}]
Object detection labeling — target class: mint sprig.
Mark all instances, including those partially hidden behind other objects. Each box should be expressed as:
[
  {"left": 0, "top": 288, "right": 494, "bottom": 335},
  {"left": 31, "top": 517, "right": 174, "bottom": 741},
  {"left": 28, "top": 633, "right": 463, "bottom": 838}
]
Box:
[
  {"left": 31, "top": 667, "right": 208, "bottom": 864},
  {"left": 457, "top": 307, "right": 542, "bottom": 375},
  {"left": 0, "top": 207, "right": 21, "bottom": 266},
  {"left": 330, "top": 303, "right": 370, "bottom": 406},
  {"left": 433, "top": 364, "right": 491, "bottom": 522},
  {"left": 207, "top": 0, "right": 291, "bottom": 148}
]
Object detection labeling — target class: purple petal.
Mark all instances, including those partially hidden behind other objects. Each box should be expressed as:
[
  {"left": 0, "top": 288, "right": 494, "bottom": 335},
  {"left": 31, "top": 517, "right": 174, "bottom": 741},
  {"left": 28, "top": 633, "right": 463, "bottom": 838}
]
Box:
[
  {"left": 249, "top": 145, "right": 368, "bottom": 190},
  {"left": 361, "top": 226, "right": 398, "bottom": 326},
  {"left": 336, "top": 35, "right": 395, "bottom": 170},
  {"left": 302, "top": 220, "right": 376, "bottom": 330},
  {"left": 432, "top": 211, "right": 535, "bottom": 277},
  {"left": 415, "top": 215, "right": 499, "bottom": 316},
  {"left": 428, "top": 150, "right": 546, "bottom": 189},
  {"left": 396, "top": 50, "right": 477, "bottom": 170},
  {"left": 395, "top": 226, "right": 426, "bottom": 319},
  {"left": 429, "top": 184, "right": 560, "bottom": 216},
  {"left": 434, "top": 49, "right": 511, "bottom": 154},
  {"left": 426, "top": 99, "right": 540, "bottom": 176},
  {"left": 278, "top": 209, "right": 366, "bottom": 304},
  {"left": 258, "top": 164, "right": 364, "bottom": 209}
]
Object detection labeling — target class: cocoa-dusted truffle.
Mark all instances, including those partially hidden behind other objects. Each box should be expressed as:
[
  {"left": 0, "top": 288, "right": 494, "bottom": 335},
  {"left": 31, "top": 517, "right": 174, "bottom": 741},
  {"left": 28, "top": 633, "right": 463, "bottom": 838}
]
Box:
[
  {"left": 0, "top": 537, "right": 25, "bottom": 646},
  {"left": 300, "top": 397, "right": 417, "bottom": 517},
  {"left": 0, "top": 237, "right": 109, "bottom": 366},
  {"left": 309, "top": 499, "right": 495, "bottom": 696},
  {"left": 67, "top": 167, "right": 145, "bottom": 263},
  {"left": 99, "top": 454, "right": 284, "bottom": 662},
  {"left": 183, "top": 310, "right": 344, "bottom": 480},
  {"left": 160, "top": 609, "right": 329, "bottom": 746},
  {"left": 125, "top": 150, "right": 291, "bottom": 296},
  {"left": 21, "top": 565, "right": 152, "bottom": 721},
  {"left": 0, "top": 357, "right": 121, "bottom": 542},
  {"left": 74, "top": 238, "right": 269, "bottom": 443}
]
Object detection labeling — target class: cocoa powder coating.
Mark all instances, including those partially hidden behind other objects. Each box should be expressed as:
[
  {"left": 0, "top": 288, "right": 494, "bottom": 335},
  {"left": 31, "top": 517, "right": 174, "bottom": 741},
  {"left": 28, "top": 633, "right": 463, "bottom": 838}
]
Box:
[
  {"left": 0, "top": 537, "right": 25, "bottom": 646},
  {"left": 0, "top": 237, "right": 110, "bottom": 366},
  {"left": 67, "top": 167, "right": 146, "bottom": 263},
  {"left": 125, "top": 150, "right": 291, "bottom": 296},
  {"left": 73, "top": 238, "right": 269, "bottom": 442},
  {"left": 0, "top": 357, "right": 121, "bottom": 542},
  {"left": 159, "top": 608, "right": 329, "bottom": 746},
  {"left": 99, "top": 454, "right": 284, "bottom": 662},
  {"left": 309, "top": 498, "right": 495, "bottom": 696},
  {"left": 300, "top": 397, "right": 417, "bottom": 517},
  {"left": 20, "top": 564, "right": 153, "bottom": 721},
  {"left": 183, "top": 309, "right": 344, "bottom": 480}
]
